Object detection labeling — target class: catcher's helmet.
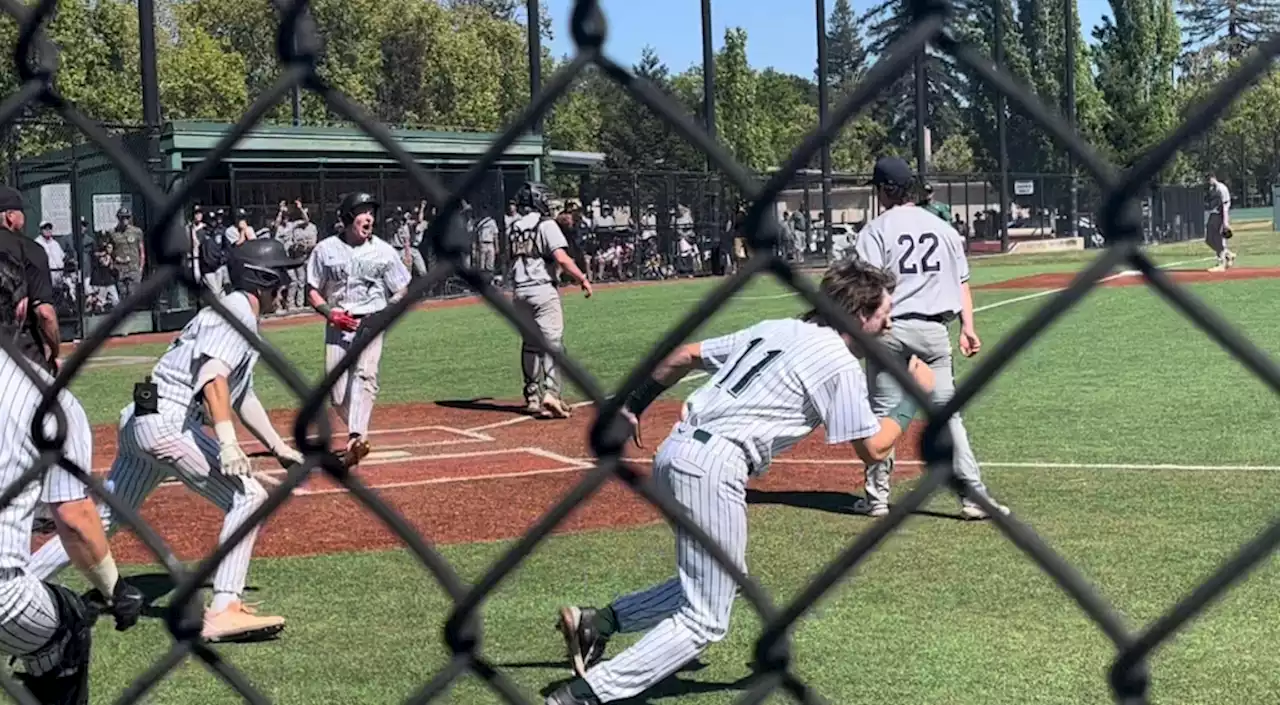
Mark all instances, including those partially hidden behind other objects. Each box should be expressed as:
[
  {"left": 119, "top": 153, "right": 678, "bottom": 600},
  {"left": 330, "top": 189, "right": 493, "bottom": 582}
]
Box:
[
  {"left": 514, "top": 181, "right": 552, "bottom": 216},
  {"left": 227, "top": 237, "right": 302, "bottom": 295},
  {"left": 339, "top": 191, "right": 379, "bottom": 225}
]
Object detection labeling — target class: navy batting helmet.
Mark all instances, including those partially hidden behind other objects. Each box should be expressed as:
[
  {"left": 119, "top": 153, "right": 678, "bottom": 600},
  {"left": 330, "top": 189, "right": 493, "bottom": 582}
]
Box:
[
  {"left": 339, "top": 191, "right": 379, "bottom": 225},
  {"left": 514, "top": 181, "right": 552, "bottom": 216},
  {"left": 227, "top": 238, "right": 301, "bottom": 296}
]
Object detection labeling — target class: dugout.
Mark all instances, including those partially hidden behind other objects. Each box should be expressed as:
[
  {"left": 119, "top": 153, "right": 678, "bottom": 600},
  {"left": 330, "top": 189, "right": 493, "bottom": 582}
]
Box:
[{"left": 9, "top": 120, "right": 543, "bottom": 339}]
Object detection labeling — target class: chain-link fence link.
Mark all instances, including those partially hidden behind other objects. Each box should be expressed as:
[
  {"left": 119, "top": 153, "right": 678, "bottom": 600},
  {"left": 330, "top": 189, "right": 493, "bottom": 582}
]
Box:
[{"left": 2, "top": 0, "right": 1279, "bottom": 703}]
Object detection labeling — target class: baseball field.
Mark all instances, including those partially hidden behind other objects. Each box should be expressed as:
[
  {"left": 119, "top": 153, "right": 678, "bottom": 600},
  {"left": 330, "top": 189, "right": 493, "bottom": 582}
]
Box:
[{"left": 59, "top": 229, "right": 1280, "bottom": 704}]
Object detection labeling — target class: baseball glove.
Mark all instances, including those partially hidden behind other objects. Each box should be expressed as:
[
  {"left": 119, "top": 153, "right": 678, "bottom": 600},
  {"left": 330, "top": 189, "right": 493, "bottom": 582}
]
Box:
[{"left": 1223, "top": 226, "right": 1234, "bottom": 239}]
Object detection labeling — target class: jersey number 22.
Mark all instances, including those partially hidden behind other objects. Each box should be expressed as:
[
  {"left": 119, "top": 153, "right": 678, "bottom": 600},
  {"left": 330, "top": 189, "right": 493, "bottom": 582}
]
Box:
[
  {"left": 716, "top": 338, "right": 782, "bottom": 397},
  {"left": 897, "top": 233, "right": 941, "bottom": 274}
]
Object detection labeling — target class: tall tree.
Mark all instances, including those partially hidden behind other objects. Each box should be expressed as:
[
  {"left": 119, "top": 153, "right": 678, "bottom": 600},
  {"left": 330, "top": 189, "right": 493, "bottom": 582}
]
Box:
[
  {"left": 859, "top": 0, "right": 966, "bottom": 162},
  {"left": 1178, "top": 0, "right": 1280, "bottom": 59},
  {"left": 1093, "top": 0, "right": 1180, "bottom": 166},
  {"left": 715, "top": 28, "right": 770, "bottom": 170},
  {"left": 826, "top": 0, "right": 868, "bottom": 91}
]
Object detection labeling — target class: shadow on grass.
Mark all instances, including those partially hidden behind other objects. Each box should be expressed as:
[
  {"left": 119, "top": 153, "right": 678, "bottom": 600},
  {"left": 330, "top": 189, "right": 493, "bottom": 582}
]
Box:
[
  {"left": 746, "top": 489, "right": 968, "bottom": 521},
  {"left": 528, "top": 659, "right": 762, "bottom": 704}
]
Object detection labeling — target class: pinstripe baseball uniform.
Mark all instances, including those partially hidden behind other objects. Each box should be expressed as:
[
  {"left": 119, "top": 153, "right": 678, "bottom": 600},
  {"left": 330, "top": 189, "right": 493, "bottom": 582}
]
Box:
[
  {"left": 509, "top": 212, "right": 569, "bottom": 406},
  {"left": 0, "top": 349, "right": 94, "bottom": 677},
  {"left": 28, "top": 292, "right": 270, "bottom": 608},
  {"left": 305, "top": 235, "right": 410, "bottom": 438},
  {"left": 583, "top": 319, "right": 880, "bottom": 702},
  {"left": 852, "top": 203, "right": 997, "bottom": 514}
]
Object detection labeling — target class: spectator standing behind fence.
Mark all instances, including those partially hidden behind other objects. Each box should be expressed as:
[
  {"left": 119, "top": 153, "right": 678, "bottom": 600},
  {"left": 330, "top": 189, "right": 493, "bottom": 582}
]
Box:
[
  {"left": 189, "top": 206, "right": 208, "bottom": 282},
  {"left": 88, "top": 240, "right": 121, "bottom": 313},
  {"left": 475, "top": 209, "right": 500, "bottom": 277},
  {"left": 1205, "top": 173, "right": 1236, "bottom": 272},
  {"left": 36, "top": 222, "right": 65, "bottom": 288},
  {"left": 110, "top": 207, "right": 145, "bottom": 299},
  {"left": 0, "top": 186, "right": 60, "bottom": 374},
  {"left": 273, "top": 200, "right": 316, "bottom": 311}
]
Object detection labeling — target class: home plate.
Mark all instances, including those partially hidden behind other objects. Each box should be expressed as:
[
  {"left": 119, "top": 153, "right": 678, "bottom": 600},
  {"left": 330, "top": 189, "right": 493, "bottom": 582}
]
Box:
[{"left": 368, "top": 450, "right": 411, "bottom": 460}]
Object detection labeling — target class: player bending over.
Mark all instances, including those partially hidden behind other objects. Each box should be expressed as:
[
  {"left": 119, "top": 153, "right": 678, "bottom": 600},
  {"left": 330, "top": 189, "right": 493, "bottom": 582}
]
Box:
[
  {"left": 545, "top": 259, "right": 934, "bottom": 705},
  {"left": 0, "top": 254, "right": 142, "bottom": 703},
  {"left": 30, "top": 239, "right": 303, "bottom": 643}
]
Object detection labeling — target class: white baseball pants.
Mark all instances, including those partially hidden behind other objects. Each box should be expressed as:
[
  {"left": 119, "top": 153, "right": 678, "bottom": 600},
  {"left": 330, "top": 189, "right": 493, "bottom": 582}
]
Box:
[
  {"left": 325, "top": 323, "right": 385, "bottom": 438},
  {"left": 29, "top": 405, "right": 269, "bottom": 605},
  {"left": 584, "top": 423, "right": 748, "bottom": 702},
  {"left": 0, "top": 573, "right": 73, "bottom": 676}
]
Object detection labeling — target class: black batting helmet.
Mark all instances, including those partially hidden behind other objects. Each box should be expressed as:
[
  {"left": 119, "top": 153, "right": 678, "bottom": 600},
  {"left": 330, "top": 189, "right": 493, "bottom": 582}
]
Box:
[
  {"left": 514, "top": 181, "right": 552, "bottom": 216},
  {"left": 339, "top": 191, "right": 379, "bottom": 225},
  {"left": 227, "top": 238, "right": 302, "bottom": 296}
]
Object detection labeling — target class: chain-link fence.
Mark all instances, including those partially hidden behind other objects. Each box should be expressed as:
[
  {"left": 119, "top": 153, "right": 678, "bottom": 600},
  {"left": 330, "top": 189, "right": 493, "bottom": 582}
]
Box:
[{"left": 2, "top": 0, "right": 1279, "bottom": 703}]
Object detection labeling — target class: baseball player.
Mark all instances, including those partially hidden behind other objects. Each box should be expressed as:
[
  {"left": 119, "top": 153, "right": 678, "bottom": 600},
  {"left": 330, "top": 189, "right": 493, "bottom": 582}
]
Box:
[
  {"left": 110, "top": 207, "right": 145, "bottom": 299},
  {"left": 0, "top": 253, "right": 143, "bottom": 703},
  {"left": 305, "top": 192, "right": 411, "bottom": 467},
  {"left": 508, "top": 182, "right": 593, "bottom": 419},
  {"left": 851, "top": 156, "right": 1008, "bottom": 520},
  {"left": 545, "top": 259, "right": 933, "bottom": 705},
  {"left": 1205, "top": 172, "right": 1236, "bottom": 272},
  {"left": 28, "top": 238, "right": 304, "bottom": 643}
]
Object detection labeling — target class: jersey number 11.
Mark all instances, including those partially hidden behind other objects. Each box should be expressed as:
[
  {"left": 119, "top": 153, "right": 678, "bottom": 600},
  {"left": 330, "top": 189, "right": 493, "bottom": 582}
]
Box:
[{"left": 716, "top": 338, "right": 783, "bottom": 397}]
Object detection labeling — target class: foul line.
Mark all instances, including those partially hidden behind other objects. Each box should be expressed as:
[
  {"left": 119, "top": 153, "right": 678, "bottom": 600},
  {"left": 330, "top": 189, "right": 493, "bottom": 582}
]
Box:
[
  {"left": 578, "top": 457, "right": 1280, "bottom": 472},
  {"left": 973, "top": 257, "right": 1215, "bottom": 314}
]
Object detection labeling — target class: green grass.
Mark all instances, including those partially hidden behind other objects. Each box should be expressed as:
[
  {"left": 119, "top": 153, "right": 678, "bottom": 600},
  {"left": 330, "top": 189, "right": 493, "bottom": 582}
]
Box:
[
  {"left": 89, "top": 468, "right": 1280, "bottom": 704},
  {"left": 60, "top": 228, "right": 1280, "bottom": 703}
]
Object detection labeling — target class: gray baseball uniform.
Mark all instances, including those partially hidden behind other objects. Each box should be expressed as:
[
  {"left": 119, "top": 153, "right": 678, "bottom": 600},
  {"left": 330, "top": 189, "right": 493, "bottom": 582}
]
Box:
[
  {"left": 28, "top": 292, "right": 271, "bottom": 610},
  {"left": 0, "top": 349, "right": 95, "bottom": 679},
  {"left": 306, "top": 235, "right": 411, "bottom": 438},
  {"left": 583, "top": 319, "right": 880, "bottom": 702},
  {"left": 1206, "top": 179, "right": 1234, "bottom": 268},
  {"left": 508, "top": 212, "right": 569, "bottom": 405},
  {"left": 852, "top": 203, "right": 994, "bottom": 513}
]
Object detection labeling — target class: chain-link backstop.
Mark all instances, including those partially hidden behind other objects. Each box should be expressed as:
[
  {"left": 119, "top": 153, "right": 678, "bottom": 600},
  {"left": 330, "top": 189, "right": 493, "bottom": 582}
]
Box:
[{"left": 2, "top": 0, "right": 1279, "bottom": 703}]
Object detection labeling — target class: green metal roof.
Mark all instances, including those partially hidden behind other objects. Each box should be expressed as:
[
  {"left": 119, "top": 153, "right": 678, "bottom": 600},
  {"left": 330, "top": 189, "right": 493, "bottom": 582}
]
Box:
[{"left": 165, "top": 120, "right": 542, "bottom": 163}]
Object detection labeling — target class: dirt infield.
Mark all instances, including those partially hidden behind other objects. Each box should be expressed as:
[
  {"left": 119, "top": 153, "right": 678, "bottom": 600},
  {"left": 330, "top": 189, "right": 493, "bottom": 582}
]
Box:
[
  {"left": 978, "top": 267, "right": 1280, "bottom": 290},
  {"left": 65, "top": 400, "right": 928, "bottom": 564}
]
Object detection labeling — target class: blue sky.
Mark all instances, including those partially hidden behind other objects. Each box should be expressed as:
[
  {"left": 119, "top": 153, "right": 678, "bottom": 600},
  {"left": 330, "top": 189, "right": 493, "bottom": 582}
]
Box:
[{"left": 545, "top": 0, "right": 1111, "bottom": 77}]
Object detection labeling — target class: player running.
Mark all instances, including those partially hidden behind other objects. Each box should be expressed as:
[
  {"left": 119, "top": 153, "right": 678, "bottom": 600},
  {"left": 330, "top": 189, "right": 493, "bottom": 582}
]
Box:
[
  {"left": 545, "top": 259, "right": 933, "bottom": 705},
  {"left": 306, "top": 192, "right": 411, "bottom": 467},
  {"left": 0, "top": 253, "right": 143, "bottom": 703},
  {"left": 852, "top": 156, "right": 1008, "bottom": 520},
  {"left": 507, "top": 182, "right": 593, "bottom": 419},
  {"left": 29, "top": 238, "right": 303, "bottom": 643}
]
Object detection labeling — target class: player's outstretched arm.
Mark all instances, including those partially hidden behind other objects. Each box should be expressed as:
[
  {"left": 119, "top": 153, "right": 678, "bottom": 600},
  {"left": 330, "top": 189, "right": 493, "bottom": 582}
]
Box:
[
  {"left": 234, "top": 388, "right": 303, "bottom": 467},
  {"left": 850, "top": 357, "right": 935, "bottom": 464},
  {"left": 551, "top": 247, "right": 592, "bottom": 297}
]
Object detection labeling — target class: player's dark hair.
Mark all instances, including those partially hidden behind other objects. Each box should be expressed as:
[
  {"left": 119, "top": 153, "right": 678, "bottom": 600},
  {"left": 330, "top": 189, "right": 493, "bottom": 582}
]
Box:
[
  {"left": 0, "top": 251, "right": 27, "bottom": 327},
  {"left": 802, "top": 258, "right": 895, "bottom": 327}
]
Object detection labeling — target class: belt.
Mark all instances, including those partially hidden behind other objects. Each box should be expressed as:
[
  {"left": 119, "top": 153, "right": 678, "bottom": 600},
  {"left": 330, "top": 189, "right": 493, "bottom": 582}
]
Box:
[
  {"left": 687, "top": 426, "right": 756, "bottom": 474},
  {"left": 893, "top": 311, "right": 956, "bottom": 324}
]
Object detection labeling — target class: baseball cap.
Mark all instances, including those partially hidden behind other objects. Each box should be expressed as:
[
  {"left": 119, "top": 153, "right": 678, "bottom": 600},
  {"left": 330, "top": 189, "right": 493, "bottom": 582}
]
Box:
[
  {"left": 39, "top": 221, "right": 52, "bottom": 229},
  {"left": 0, "top": 185, "right": 25, "bottom": 212},
  {"left": 865, "top": 156, "right": 914, "bottom": 188},
  {"left": 117, "top": 206, "right": 132, "bottom": 218}
]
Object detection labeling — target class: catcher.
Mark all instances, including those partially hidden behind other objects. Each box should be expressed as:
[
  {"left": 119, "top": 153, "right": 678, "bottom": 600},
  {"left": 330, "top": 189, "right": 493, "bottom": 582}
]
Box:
[{"left": 28, "top": 238, "right": 303, "bottom": 643}]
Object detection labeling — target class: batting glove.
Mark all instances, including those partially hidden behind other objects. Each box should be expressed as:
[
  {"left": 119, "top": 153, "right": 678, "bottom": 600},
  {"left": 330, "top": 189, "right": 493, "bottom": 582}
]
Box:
[
  {"left": 275, "top": 445, "right": 304, "bottom": 467},
  {"left": 215, "top": 421, "right": 252, "bottom": 476},
  {"left": 328, "top": 309, "right": 360, "bottom": 332}
]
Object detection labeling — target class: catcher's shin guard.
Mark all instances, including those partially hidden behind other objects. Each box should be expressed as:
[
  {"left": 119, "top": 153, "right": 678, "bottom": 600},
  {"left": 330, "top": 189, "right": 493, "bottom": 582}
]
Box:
[{"left": 16, "top": 584, "right": 94, "bottom": 705}]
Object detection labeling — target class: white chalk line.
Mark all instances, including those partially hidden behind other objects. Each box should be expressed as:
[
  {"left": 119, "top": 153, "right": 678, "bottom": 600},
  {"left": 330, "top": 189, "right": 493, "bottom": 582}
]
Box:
[
  {"left": 577, "top": 456, "right": 1280, "bottom": 472},
  {"left": 973, "top": 257, "right": 1216, "bottom": 314}
]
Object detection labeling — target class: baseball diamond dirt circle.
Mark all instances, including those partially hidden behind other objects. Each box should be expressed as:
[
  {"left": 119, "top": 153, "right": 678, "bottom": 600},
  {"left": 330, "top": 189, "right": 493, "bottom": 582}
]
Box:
[{"left": 57, "top": 400, "right": 928, "bottom": 563}]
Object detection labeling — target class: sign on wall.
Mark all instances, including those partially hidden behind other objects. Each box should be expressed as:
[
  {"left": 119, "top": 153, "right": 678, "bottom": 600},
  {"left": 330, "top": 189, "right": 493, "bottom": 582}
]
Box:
[
  {"left": 1014, "top": 180, "right": 1035, "bottom": 196},
  {"left": 39, "top": 183, "right": 72, "bottom": 236},
  {"left": 92, "top": 194, "right": 132, "bottom": 232}
]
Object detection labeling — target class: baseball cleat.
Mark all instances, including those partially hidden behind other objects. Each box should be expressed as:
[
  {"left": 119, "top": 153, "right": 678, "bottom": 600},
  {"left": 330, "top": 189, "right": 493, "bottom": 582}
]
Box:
[
  {"left": 960, "top": 499, "right": 1010, "bottom": 521},
  {"left": 542, "top": 394, "right": 573, "bottom": 419},
  {"left": 1208, "top": 263, "right": 1226, "bottom": 273},
  {"left": 202, "top": 602, "right": 285, "bottom": 643},
  {"left": 342, "top": 436, "right": 371, "bottom": 468},
  {"left": 1225, "top": 252, "right": 1237, "bottom": 269},
  {"left": 545, "top": 684, "right": 600, "bottom": 705},
  {"left": 851, "top": 497, "right": 889, "bottom": 518},
  {"left": 556, "top": 606, "right": 609, "bottom": 678}
]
